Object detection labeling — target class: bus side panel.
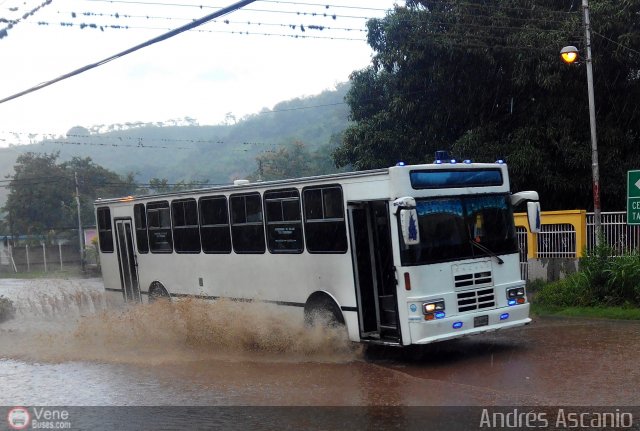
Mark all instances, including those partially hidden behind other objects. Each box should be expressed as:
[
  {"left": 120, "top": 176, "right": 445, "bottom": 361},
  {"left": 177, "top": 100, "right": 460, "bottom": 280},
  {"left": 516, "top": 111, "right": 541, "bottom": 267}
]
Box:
[{"left": 134, "top": 252, "right": 360, "bottom": 340}]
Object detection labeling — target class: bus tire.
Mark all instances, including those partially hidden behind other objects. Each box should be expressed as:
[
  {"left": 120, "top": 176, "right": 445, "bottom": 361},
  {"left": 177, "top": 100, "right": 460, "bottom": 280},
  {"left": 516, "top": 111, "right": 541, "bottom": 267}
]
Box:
[
  {"left": 148, "top": 281, "right": 171, "bottom": 303},
  {"left": 304, "top": 293, "right": 345, "bottom": 328}
]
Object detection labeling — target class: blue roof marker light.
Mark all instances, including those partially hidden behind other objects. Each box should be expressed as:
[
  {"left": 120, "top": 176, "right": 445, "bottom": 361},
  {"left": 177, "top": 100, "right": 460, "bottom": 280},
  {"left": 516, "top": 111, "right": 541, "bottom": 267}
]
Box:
[
  {"left": 450, "top": 159, "right": 457, "bottom": 164},
  {"left": 496, "top": 159, "right": 505, "bottom": 164},
  {"left": 463, "top": 159, "right": 472, "bottom": 164},
  {"left": 435, "top": 160, "right": 443, "bottom": 165},
  {"left": 396, "top": 161, "right": 406, "bottom": 166}
]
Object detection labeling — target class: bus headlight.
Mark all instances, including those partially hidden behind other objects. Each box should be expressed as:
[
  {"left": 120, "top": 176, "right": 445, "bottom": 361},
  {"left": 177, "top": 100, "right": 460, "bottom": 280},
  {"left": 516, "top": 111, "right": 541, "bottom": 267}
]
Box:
[
  {"left": 423, "top": 300, "right": 445, "bottom": 314},
  {"left": 423, "top": 300, "right": 445, "bottom": 320},
  {"left": 506, "top": 287, "right": 526, "bottom": 305}
]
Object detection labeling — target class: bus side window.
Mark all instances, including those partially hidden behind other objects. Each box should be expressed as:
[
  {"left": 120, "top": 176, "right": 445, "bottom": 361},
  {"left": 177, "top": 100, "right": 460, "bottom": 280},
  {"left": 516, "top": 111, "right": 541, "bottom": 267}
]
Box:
[
  {"left": 133, "top": 203, "right": 149, "bottom": 253},
  {"left": 199, "top": 196, "right": 232, "bottom": 254},
  {"left": 171, "top": 198, "right": 201, "bottom": 254},
  {"left": 96, "top": 206, "right": 114, "bottom": 253},
  {"left": 147, "top": 201, "right": 173, "bottom": 253},
  {"left": 230, "top": 193, "right": 266, "bottom": 254},
  {"left": 264, "top": 188, "right": 304, "bottom": 254},
  {"left": 303, "top": 186, "right": 348, "bottom": 253}
]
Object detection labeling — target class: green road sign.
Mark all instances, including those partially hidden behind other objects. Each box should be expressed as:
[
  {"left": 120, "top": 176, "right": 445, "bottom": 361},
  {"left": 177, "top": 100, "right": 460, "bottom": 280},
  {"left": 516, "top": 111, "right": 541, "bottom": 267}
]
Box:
[{"left": 627, "top": 170, "right": 640, "bottom": 225}]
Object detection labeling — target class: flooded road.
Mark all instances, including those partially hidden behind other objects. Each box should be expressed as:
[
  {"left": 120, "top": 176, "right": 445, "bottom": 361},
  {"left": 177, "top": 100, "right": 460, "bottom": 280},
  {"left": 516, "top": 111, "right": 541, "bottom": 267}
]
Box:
[{"left": 1, "top": 278, "right": 639, "bottom": 408}]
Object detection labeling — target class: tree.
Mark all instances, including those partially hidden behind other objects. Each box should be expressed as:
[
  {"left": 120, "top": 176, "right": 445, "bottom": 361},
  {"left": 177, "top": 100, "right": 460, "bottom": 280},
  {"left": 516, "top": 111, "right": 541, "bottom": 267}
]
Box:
[
  {"left": 252, "top": 141, "right": 341, "bottom": 181},
  {"left": 3, "top": 153, "right": 136, "bottom": 236},
  {"left": 334, "top": 0, "right": 640, "bottom": 210}
]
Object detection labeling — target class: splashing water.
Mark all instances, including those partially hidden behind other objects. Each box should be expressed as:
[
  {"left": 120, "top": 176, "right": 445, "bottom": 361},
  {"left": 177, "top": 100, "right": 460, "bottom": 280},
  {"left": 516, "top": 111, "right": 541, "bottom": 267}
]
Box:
[{"left": 0, "top": 279, "right": 360, "bottom": 365}]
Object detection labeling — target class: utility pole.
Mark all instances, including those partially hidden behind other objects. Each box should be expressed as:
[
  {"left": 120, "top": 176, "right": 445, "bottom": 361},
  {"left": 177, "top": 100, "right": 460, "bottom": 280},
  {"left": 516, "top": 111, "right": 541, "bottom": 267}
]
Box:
[
  {"left": 582, "top": 0, "right": 602, "bottom": 246},
  {"left": 75, "top": 171, "right": 85, "bottom": 271}
]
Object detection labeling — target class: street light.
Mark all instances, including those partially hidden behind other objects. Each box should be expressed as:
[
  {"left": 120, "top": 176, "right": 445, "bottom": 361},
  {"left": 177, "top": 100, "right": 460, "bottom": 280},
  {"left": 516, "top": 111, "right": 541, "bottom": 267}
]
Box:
[
  {"left": 560, "top": 46, "right": 579, "bottom": 64},
  {"left": 560, "top": 0, "right": 601, "bottom": 245}
]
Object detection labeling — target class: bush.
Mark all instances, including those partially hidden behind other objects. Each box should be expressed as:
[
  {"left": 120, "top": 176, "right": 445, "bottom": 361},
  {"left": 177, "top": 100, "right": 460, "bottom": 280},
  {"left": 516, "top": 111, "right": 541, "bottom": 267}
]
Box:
[
  {"left": 0, "top": 295, "right": 16, "bottom": 323},
  {"left": 534, "top": 243, "right": 640, "bottom": 308},
  {"left": 535, "top": 272, "right": 596, "bottom": 307}
]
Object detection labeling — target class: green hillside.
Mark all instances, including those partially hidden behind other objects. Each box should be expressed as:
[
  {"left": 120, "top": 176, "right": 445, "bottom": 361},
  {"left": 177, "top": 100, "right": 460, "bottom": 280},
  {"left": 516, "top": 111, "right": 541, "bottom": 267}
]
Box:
[{"left": 1, "top": 83, "right": 350, "bottom": 203}]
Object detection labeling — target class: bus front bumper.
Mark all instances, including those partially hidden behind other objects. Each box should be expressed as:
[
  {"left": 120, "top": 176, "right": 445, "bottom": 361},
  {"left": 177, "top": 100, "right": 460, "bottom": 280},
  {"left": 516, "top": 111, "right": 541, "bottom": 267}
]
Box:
[{"left": 408, "top": 303, "right": 531, "bottom": 344}]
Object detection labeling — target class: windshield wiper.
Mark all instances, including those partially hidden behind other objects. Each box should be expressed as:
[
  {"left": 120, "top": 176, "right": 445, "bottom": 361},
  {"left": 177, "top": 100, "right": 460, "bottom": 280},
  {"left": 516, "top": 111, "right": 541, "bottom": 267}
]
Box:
[{"left": 469, "top": 240, "right": 504, "bottom": 265}]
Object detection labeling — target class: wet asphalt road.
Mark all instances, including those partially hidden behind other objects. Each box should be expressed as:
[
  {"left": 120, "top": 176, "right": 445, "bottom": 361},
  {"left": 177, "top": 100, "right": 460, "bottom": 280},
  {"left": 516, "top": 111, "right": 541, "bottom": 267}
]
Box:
[{"left": 0, "top": 278, "right": 639, "bottom": 408}]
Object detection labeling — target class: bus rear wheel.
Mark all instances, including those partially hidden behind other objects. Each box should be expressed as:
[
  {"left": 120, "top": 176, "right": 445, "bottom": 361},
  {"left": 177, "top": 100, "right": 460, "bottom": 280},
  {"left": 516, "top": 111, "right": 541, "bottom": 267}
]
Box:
[
  {"left": 148, "top": 281, "right": 171, "bottom": 303},
  {"left": 304, "top": 294, "right": 345, "bottom": 328}
]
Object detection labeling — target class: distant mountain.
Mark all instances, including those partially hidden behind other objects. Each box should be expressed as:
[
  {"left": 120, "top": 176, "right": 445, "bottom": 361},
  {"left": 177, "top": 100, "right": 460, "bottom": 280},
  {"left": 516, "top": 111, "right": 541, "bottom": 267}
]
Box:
[{"left": 0, "top": 82, "right": 351, "bottom": 204}]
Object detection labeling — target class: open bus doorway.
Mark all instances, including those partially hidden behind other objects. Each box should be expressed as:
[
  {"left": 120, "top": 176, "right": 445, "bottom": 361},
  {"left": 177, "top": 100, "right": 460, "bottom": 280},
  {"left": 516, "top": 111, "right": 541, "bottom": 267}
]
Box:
[
  {"left": 348, "top": 201, "right": 400, "bottom": 344},
  {"left": 114, "top": 219, "right": 142, "bottom": 303}
]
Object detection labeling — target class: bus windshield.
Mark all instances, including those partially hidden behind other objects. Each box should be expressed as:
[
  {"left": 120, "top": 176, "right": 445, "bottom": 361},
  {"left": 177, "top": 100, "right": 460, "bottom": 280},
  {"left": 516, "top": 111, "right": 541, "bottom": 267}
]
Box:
[{"left": 399, "top": 194, "right": 518, "bottom": 265}]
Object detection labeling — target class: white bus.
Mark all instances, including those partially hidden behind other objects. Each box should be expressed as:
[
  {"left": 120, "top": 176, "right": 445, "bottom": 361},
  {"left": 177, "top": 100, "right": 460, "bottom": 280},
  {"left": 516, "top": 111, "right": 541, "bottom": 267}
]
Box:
[{"left": 95, "top": 154, "right": 541, "bottom": 346}]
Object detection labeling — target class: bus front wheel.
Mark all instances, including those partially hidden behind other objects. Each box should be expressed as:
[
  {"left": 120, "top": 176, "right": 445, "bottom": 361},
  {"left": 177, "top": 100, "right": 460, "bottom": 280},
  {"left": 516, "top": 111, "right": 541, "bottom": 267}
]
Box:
[{"left": 304, "top": 293, "right": 345, "bottom": 328}]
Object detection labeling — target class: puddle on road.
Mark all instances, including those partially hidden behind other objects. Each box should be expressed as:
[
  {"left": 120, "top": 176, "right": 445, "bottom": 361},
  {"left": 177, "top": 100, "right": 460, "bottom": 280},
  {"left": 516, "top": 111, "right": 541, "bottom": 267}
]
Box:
[{"left": 0, "top": 279, "right": 360, "bottom": 365}]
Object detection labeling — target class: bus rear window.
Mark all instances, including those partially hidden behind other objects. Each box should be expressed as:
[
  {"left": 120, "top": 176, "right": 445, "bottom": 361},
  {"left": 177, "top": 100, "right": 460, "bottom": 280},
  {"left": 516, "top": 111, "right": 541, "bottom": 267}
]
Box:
[
  {"left": 410, "top": 169, "right": 503, "bottom": 189},
  {"left": 96, "top": 207, "right": 114, "bottom": 253},
  {"left": 133, "top": 203, "right": 148, "bottom": 254}
]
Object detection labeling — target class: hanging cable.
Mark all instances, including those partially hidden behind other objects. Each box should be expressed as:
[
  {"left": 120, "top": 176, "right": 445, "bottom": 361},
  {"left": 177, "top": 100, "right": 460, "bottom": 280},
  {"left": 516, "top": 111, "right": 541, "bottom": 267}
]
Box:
[{"left": 0, "top": 0, "right": 257, "bottom": 105}]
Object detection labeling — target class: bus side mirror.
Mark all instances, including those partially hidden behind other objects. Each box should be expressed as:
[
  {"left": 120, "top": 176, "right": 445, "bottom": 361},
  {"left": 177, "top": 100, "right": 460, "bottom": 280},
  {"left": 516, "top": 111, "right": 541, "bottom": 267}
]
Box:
[
  {"left": 400, "top": 209, "right": 421, "bottom": 245},
  {"left": 393, "top": 197, "right": 420, "bottom": 245},
  {"left": 527, "top": 201, "right": 542, "bottom": 234}
]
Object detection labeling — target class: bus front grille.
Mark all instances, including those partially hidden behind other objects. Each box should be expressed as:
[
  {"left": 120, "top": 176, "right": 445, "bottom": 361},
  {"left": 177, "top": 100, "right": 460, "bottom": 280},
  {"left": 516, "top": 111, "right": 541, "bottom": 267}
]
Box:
[
  {"left": 457, "top": 288, "right": 495, "bottom": 312},
  {"left": 454, "top": 271, "right": 493, "bottom": 289}
]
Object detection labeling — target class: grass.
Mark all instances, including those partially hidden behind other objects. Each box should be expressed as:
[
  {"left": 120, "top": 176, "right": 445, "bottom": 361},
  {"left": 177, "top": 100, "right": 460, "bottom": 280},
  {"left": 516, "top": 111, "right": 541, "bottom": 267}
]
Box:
[{"left": 531, "top": 303, "right": 640, "bottom": 320}]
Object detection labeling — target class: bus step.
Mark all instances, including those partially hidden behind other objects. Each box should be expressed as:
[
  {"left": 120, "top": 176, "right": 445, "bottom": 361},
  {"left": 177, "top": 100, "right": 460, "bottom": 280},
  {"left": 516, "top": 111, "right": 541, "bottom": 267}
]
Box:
[
  {"left": 379, "top": 324, "right": 397, "bottom": 330},
  {"left": 381, "top": 309, "right": 397, "bottom": 325}
]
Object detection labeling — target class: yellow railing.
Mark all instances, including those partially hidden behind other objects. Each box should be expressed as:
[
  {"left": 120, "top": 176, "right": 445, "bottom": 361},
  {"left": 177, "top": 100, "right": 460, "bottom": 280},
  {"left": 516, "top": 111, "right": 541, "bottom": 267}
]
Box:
[{"left": 514, "top": 210, "right": 587, "bottom": 258}]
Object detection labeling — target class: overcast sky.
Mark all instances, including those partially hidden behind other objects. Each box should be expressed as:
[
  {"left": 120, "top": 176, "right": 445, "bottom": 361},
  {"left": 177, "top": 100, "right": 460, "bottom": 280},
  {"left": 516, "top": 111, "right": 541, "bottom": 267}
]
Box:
[{"left": 0, "top": 0, "right": 396, "bottom": 145}]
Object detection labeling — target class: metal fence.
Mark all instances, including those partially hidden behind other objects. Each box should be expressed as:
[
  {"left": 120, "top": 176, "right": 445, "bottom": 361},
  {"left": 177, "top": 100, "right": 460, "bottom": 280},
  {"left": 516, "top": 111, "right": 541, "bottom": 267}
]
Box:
[
  {"left": 537, "top": 223, "right": 578, "bottom": 258},
  {"left": 586, "top": 212, "right": 640, "bottom": 255},
  {"left": 515, "top": 210, "right": 640, "bottom": 281},
  {"left": 515, "top": 226, "right": 528, "bottom": 280}
]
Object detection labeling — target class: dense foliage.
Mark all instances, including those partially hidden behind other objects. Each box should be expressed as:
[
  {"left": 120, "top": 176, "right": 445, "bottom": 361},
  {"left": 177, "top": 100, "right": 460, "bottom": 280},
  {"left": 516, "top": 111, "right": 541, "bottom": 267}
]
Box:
[
  {"left": 3, "top": 153, "right": 136, "bottom": 236},
  {"left": 334, "top": 0, "right": 640, "bottom": 210},
  {"left": 250, "top": 140, "right": 343, "bottom": 181}
]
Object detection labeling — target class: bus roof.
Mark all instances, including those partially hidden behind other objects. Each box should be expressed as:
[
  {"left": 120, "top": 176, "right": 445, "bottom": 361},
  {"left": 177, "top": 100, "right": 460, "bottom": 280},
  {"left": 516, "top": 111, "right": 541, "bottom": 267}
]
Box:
[{"left": 94, "top": 161, "right": 508, "bottom": 206}]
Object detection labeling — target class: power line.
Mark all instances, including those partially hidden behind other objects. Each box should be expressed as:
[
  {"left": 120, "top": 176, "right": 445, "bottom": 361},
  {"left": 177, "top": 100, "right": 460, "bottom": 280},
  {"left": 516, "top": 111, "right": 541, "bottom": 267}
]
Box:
[
  {"left": 55, "top": 11, "right": 368, "bottom": 33},
  {"left": 84, "top": 0, "right": 384, "bottom": 14},
  {"left": 426, "top": 1, "right": 578, "bottom": 16},
  {"left": 81, "top": 0, "right": 372, "bottom": 19},
  {"left": 27, "top": 20, "right": 368, "bottom": 40},
  {"left": 0, "top": 0, "right": 258, "bottom": 105},
  {"left": 259, "top": 0, "right": 389, "bottom": 12},
  {"left": 592, "top": 30, "right": 640, "bottom": 57}
]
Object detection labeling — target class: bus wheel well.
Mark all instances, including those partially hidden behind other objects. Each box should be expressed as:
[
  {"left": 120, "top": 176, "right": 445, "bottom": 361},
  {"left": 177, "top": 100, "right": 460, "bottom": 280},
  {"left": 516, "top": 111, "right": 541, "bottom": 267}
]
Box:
[
  {"left": 304, "top": 292, "right": 345, "bottom": 327},
  {"left": 148, "top": 281, "right": 171, "bottom": 303}
]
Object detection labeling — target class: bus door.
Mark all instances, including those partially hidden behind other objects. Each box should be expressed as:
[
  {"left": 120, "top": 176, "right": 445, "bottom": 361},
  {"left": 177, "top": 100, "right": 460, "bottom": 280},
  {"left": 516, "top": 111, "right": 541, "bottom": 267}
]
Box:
[
  {"left": 114, "top": 218, "right": 142, "bottom": 303},
  {"left": 347, "top": 201, "right": 400, "bottom": 342}
]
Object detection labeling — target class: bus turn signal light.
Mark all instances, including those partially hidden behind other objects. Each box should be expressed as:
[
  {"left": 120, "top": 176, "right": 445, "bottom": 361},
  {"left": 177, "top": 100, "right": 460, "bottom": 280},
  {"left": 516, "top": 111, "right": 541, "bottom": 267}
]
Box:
[{"left": 404, "top": 272, "right": 411, "bottom": 291}]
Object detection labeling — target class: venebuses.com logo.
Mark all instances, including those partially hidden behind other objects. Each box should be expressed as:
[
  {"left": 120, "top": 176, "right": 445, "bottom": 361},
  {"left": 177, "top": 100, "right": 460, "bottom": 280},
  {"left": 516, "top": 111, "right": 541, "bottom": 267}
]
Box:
[{"left": 6, "top": 406, "right": 30, "bottom": 430}]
